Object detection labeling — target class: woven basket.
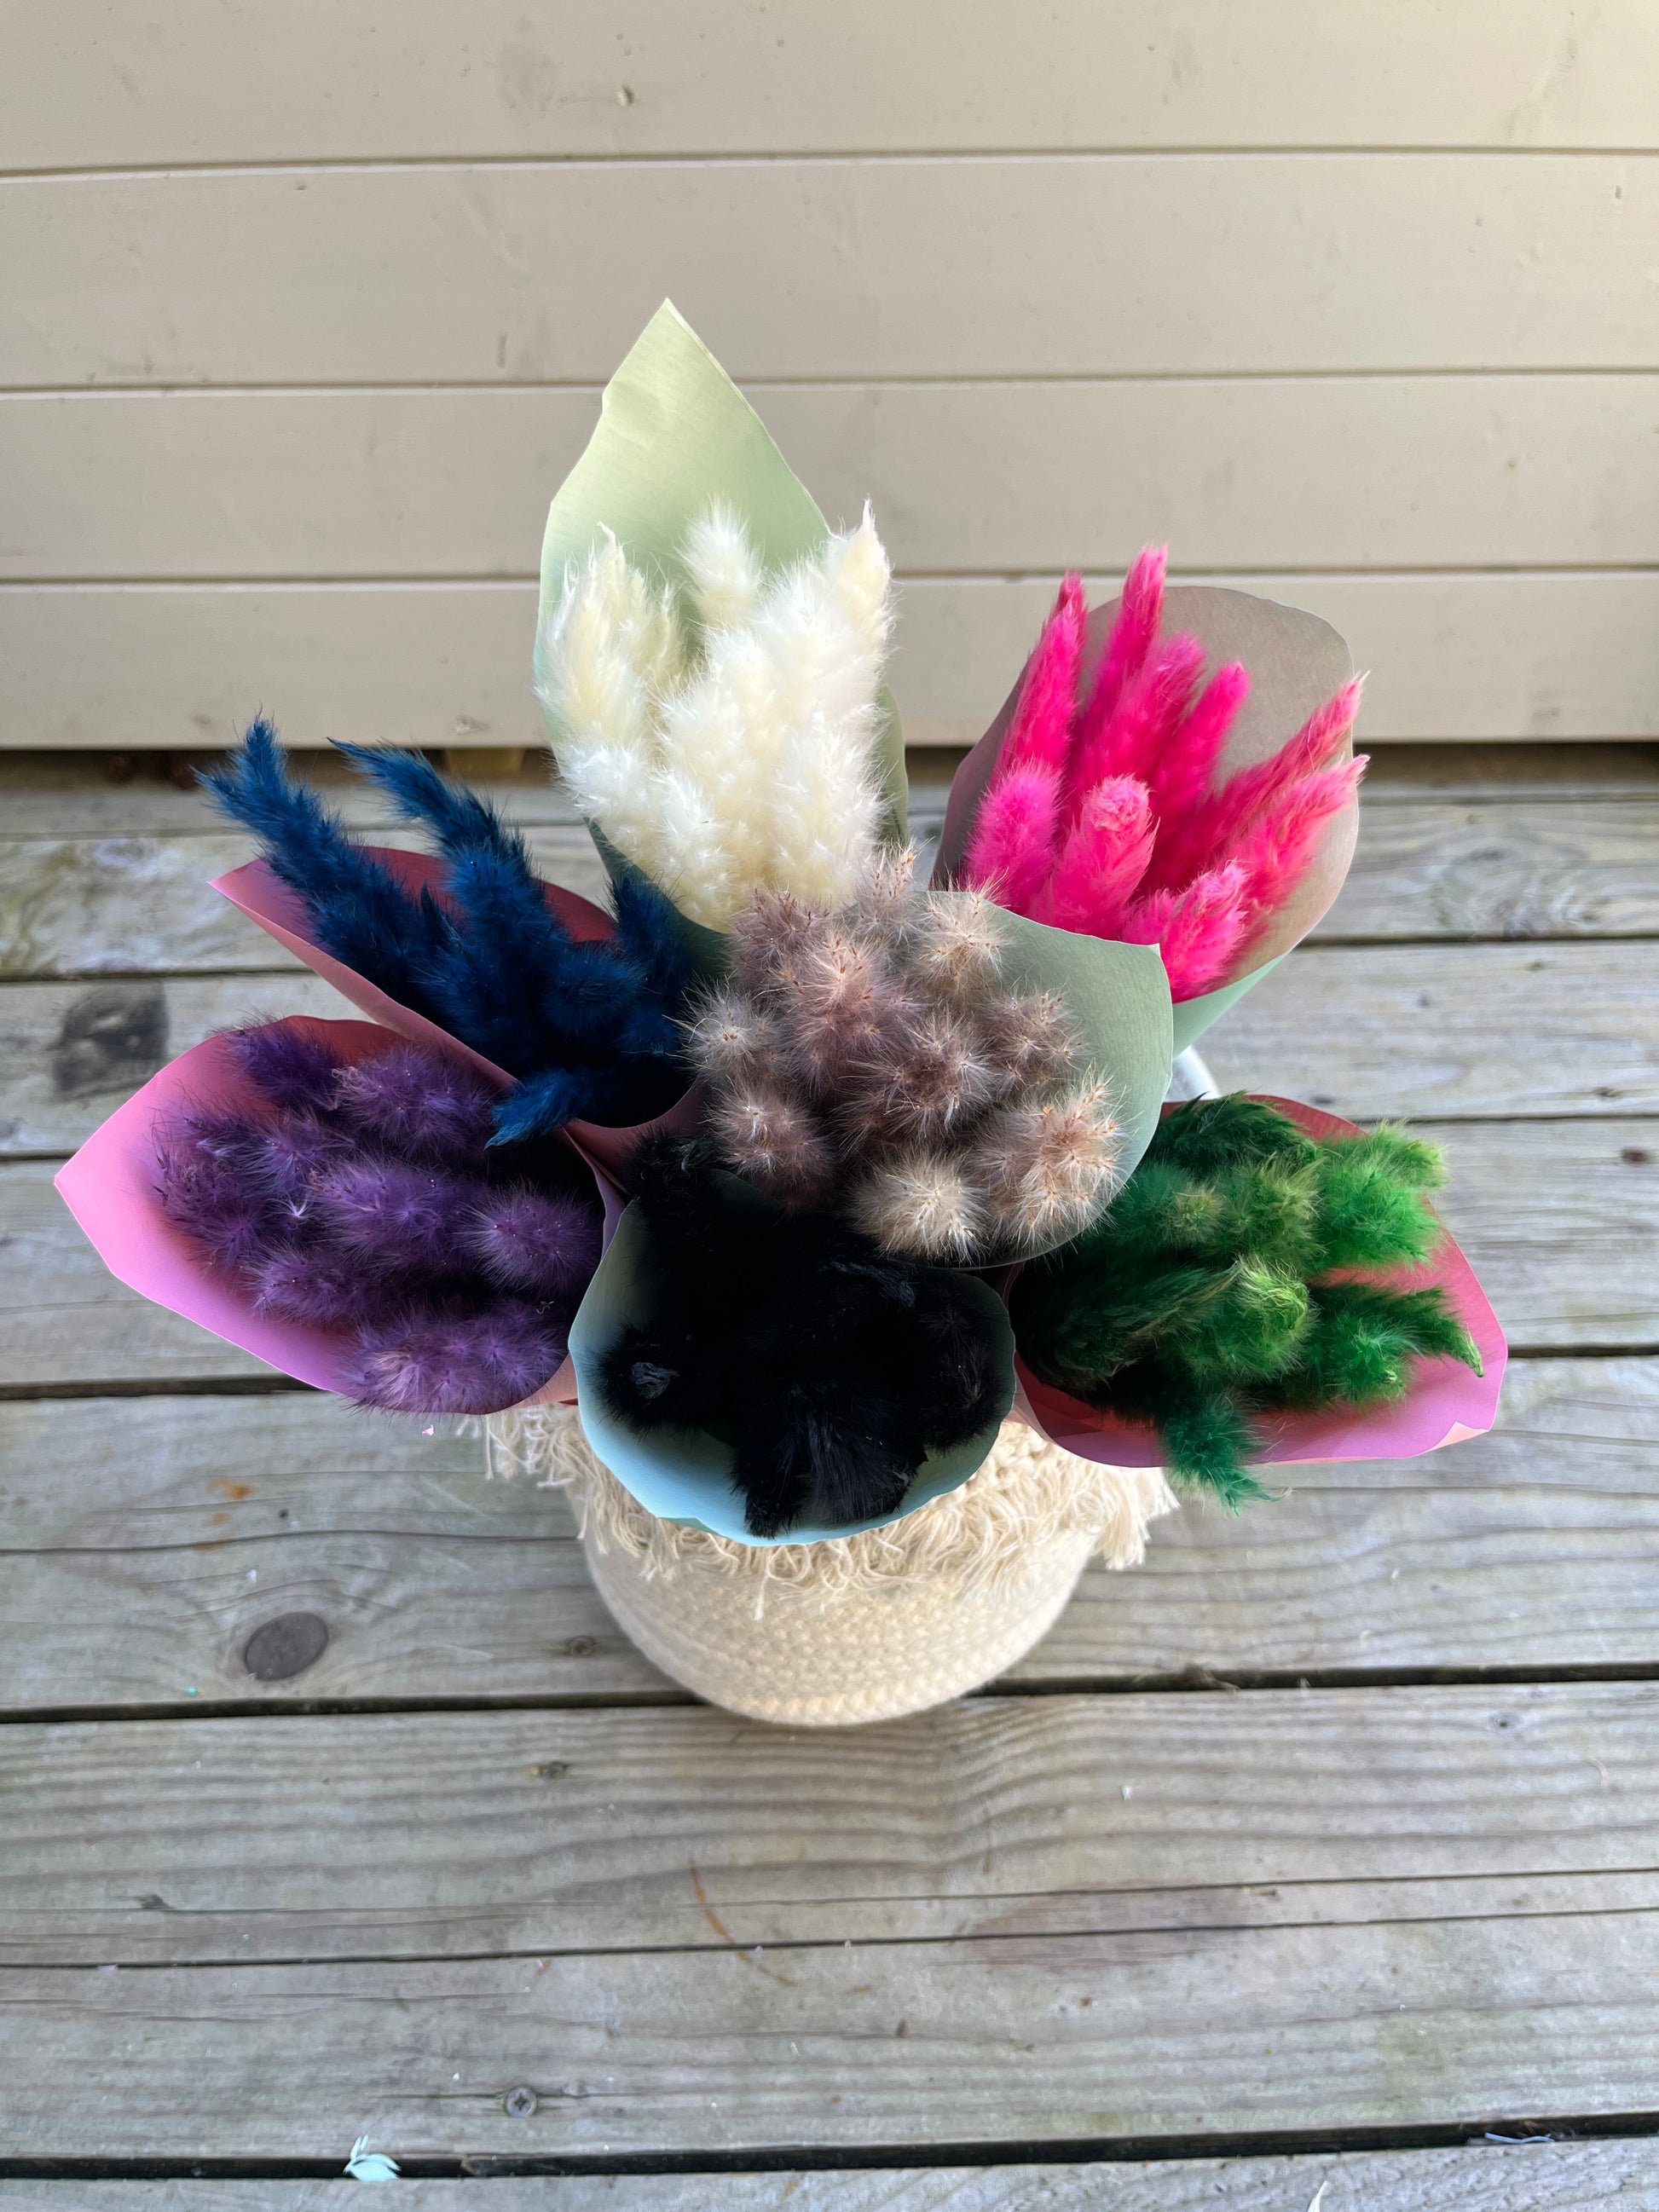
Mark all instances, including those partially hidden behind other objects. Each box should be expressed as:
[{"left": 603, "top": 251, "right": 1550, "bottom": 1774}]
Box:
[{"left": 487, "top": 1407, "right": 1177, "bottom": 1725}]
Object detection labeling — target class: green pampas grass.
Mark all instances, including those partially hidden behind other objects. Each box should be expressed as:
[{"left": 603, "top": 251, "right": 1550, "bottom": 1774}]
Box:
[{"left": 1011, "top": 1096, "right": 1482, "bottom": 1505}]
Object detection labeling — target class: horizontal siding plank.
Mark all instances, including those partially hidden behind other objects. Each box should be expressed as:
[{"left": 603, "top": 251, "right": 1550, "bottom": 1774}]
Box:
[
  {"left": 9, "top": 0, "right": 1659, "bottom": 167},
  {"left": 3, "top": 157, "right": 1652, "bottom": 389},
  {"left": 3, "top": 2144, "right": 1658, "bottom": 2208},
  {"left": 8, "top": 377, "right": 1659, "bottom": 580},
  {"left": 897, "top": 574, "right": 1659, "bottom": 746},
  {"left": 5, "top": 1684, "right": 1656, "bottom": 1965},
  {"left": 3, "top": 1904, "right": 1657, "bottom": 2155},
  {"left": 4, "top": 795, "right": 1656, "bottom": 1000},
  {"left": 3, "top": 1359, "right": 1656, "bottom": 1712},
  {"left": 7, "top": 575, "right": 1658, "bottom": 749}
]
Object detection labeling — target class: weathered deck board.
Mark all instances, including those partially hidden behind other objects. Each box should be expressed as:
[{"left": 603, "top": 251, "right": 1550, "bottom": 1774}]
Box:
[
  {"left": 5, "top": 1683, "right": 1655, "bottom": 1966},
  {"left": 1, "top": 755, "right": 1654, "bottom": 2174},
  {"left": 1197, "top": 941, "right": 1659, "bottom": 1122},
  {"left": 7, "top": 945, "right": 1658, "bottom": 1164},
  {"left": 0, "top": 744, "right": 1651, "bottom": 838},
  {"left": 5, "top": 800, "right": 1658, "bottom": 989},
  {"left": 2, "top": 1360, "right": 1655, "bottom": 1712},
  {"left": 0, "top": 825, "right": 609, "bottom": 980},
  {"left": 3, "top": 1897, "right": 1658, "bottom": 2157},
  {"left": 5, "top": 1115, "right": 1650, "bottom": 1388},
  {"left": 5, "top": 2144, "right": 1659, "bottom": 2207}
]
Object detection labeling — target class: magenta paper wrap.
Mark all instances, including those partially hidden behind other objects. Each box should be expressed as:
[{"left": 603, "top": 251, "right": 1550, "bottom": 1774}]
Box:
[
  {"left": 53, "top": 1015, "right": 621, "bottom": 1412},
  {"left": 212, "top": 852, "right": 702, "bottom": 1183},
  {"left": 1013, "top": 1097, "right": 1506, "bottom": 1472}
]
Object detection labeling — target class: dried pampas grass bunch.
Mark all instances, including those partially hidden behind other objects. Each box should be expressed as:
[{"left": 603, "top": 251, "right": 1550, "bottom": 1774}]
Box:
[
  {"left": 536, "top": 505, "right": 893, "bottom": 929},
  {"left": 684, "top": 848, "right": 1124, "bottom": 1263}
]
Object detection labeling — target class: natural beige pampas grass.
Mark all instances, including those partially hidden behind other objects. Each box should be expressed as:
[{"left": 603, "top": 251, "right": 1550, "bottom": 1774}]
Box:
[
  {"left": 684, "top": 851, "right": 1124, "bottom": 1262},
  {"left": 536, "top": 505, "right": 893, "bottom": 929}
]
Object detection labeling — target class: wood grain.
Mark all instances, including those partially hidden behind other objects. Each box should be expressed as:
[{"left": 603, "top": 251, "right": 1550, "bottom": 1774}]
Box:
[
  {"left": 9, "top": 573, "right": 1659, "bottom": 753},
  {"left": 9, "top": 0, "right": 1656, "bottom": 167},
  {"left": 10, "top": 377, "right": 1659, "bottom": 580},
  {"left": 0, "top": 752, "right": 584, "bottom": 837},
  {"left": 6, "top": 2145, "right": 1659, "bottom": 2209},
  {"left": 3, "top": 799, "right": 1656, "bottom": 1009},
  {"left": 14, "top": 939, "right": 1643, "bottom": 1150},
  {"left": 6, "top": 158, "right": 1652, "bottom": 389},
  {"left": 1, "top": 747, "right": 1652, "bottom": 838},
  {"left": 3, "top": 1358, "right": 1656, "bottom": 1711},
  {"left": 1201, "top": 944, "right": 1659, "bottom": 1123},
  {"left": 1313, "top": 797, "right": 1659, "bottom": 941},
  {"left": 0, "top": 823, "right": 610, "bottom": 979},
  {"left": 3, "top": 1901, "right": 1657, "bottom": 2156},
  {"left": 5, "top": 1683, "right": 1656, "bottom": 1965}
]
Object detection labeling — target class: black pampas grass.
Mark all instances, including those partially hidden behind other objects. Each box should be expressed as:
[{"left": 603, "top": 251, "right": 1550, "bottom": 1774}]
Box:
[
  {"left": 203, "top": 721, "right": 693, "bottom": 1136},
  {"left": 597, "top": 1138, "right": 1009, "bottom": 1537},
  {"left": 1011, "top": 1096, "right": 1482, "bottom": 1505},
  {"left": 684, "top": 850, "right": 1122, "bottom": 1264},
  {"left": 156, "top": 1025, "right": 603, "bottom": 1416}
]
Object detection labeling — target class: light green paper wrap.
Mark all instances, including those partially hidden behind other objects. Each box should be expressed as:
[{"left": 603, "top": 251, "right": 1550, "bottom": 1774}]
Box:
[
  {"left": 561, "top": 899, "right": 1171, "bottom": 1544},
  {"left": 535, "top": 301, "right": 906, "bottom": 956},
  {"left": 568, "top": 1200, "right": 1017, "bottom": 1549}
]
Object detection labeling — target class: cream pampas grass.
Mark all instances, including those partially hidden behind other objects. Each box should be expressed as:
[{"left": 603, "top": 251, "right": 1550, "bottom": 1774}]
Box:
[{"left": 536, "top": 505, "right": 893, "bottom": 929}]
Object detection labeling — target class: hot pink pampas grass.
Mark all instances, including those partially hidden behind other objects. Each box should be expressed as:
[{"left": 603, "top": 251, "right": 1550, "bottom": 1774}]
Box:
[{"left": 961, "top": 554, "right": 1365, "bottom": 1002}]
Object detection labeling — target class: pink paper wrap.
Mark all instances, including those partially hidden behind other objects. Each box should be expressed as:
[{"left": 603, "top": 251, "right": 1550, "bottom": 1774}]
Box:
[
  {"left": 54, "top": 1015, "right": 622, "bottom": 1411},
  {"left": 1012, "top": 1098, "right": 1506, "bottom": 1472},
  {"left": 213, "top": 851, "right": 702, "bottom": 1183}
]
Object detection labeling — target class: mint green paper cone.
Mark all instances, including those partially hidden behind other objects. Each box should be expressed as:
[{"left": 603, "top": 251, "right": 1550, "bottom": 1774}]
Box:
[{"left": 535, "top": 301, "right": 906, "bottom": 950}]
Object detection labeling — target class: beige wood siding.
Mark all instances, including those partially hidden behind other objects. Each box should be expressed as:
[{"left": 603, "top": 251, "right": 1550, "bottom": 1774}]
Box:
[{"left": 3, "top": 5, "right": 1656, "bottom": 748}]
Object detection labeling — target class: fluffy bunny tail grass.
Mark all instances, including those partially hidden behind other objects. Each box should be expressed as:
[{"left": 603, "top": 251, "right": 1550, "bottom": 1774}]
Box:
[{"left": 486, "top": 1406, "right": 1179, "bottom": 1612}]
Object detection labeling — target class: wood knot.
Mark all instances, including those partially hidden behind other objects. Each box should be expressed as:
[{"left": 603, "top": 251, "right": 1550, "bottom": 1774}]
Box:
[{"left": 242, "top": 1612, "right": 329, "bottom": 1682}]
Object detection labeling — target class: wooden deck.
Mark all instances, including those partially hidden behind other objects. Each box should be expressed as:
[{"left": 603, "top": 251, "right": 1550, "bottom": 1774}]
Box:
[{"left": 2, "top": 745, "right": 1658, "bottom": 2207}]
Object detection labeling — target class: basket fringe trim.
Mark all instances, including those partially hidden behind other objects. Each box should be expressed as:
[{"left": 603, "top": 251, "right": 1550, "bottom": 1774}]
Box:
[{"left": 486, "top": 1406, "right": 1178, "bottom": 1612}]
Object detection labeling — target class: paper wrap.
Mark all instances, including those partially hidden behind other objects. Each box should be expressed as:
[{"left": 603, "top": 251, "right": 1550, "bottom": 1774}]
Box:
[
  {"left": 934, "top": 584, "right": 1359, "bottom": 1054},
  {"left": 213, "top": 850, "right": 701, "bottom": 1185},
  {"left": 55, "top": 1016, "right": 619, "bottom": 1412},
  {"left": 535, "top": 299, "right": 908, "bottom": 959},
  {"left": 566, "top": 1194, "right": 1019, "bottom": 1548},
  {"left": 1011, "top": 1098, "right": 1506, "bottom": 1474}
]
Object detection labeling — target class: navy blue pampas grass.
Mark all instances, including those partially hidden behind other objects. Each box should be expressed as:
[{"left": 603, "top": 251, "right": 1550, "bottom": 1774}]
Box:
[
  {"left": 154, "top": 1026, "right": 604, "bottom": 1417},
  {"left": 202, "top": 724, "right": 454, "bottom": 1026},
  {"left": 203, "top": 722, "right": 693, "bottom": 1135},
  {"left": 597, "top": 1139, "right": 1009, "bottom": 1537}
]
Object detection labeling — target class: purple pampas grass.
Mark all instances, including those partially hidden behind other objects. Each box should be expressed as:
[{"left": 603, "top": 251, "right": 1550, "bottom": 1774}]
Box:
[
  {"left": 156, "top": 1120, "right": 284, "bottom": 1276},
  {"left": 335, "top": 1043, "right": 496, "bottom": 1166},
  {"left": 230, "top": 1024, "right": 344, "bottom": 1115},
  {"left": 469, "top": 1186, "right": 602, "bottom": 1297},
  {"left": 310, "top": 1157, "right": 482, "bottom": 1278},
  {"left": 153, "top": 1023, "right": 605, "bottom": 1419},
  {"left": 344, "top": 1301, "right": 566, "bottom": 1416},
  {"left": 251, "top": 1246, "right": 415, "bottom": 1330},
  {"left": 239, "top": 1116, "right": 345, "bottom": 1210}
]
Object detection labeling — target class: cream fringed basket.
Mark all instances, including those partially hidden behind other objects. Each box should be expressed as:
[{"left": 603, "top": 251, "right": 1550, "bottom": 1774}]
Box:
[{"left": 485, "top": 1406, "right": 1178, "bottom": 1725}]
